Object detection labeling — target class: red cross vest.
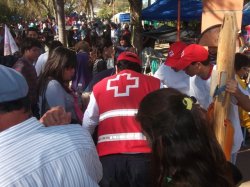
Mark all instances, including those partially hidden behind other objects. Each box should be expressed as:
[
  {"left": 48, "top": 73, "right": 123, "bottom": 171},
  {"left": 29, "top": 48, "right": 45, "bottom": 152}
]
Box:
[{"left": 93, "top": 69, "right": 161, "bottom": 156}]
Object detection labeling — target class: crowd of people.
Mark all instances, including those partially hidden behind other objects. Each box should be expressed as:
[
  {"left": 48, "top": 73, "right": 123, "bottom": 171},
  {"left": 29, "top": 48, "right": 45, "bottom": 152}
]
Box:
[{"left": 0, "top": 16, "right": 250, "bottom": 187}]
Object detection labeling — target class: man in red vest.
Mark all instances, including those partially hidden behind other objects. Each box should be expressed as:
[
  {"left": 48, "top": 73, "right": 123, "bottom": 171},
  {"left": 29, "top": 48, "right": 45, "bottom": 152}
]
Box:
[{"left": 83, "top": 51, "right": 162, "bottom": 187}]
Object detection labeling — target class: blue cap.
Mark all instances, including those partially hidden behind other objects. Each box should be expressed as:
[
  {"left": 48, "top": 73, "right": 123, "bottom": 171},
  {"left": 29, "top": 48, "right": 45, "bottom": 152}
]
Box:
[{"left": 0, "top": 65, "right": 28, "bottom": 102}]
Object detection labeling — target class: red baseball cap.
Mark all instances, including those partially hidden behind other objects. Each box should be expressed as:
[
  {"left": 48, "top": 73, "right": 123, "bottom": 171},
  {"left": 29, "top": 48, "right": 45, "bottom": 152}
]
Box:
[
  {"left": 165, "top": 42, "right": 188, "bottom": 67},
  {"left": 173, "top": 44, "right": 209, "bottom": 70},
  {"left": 117, "top": 51, "right": 142, "bottom": 66}
]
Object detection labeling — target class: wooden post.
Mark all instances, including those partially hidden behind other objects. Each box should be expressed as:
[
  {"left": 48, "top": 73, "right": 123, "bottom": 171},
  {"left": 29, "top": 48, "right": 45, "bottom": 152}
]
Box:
[
  {"left": 56, "top": 0, "right": 66, "bottom": 46},
  {"left": 177, "top": 0, "right": 181, "bottom": 41},
  {"left": 213, "top": 12, "right": 237, "bottom": 160}
]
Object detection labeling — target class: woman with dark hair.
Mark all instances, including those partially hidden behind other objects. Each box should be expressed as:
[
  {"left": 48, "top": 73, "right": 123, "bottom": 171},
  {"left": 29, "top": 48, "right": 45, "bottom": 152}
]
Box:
[
  {"left": 136, "top": 88, "right": 235, "bottom": 187},
  {"left": 91, "top": 46, "right": 107, "bottom": 76},
  {"left": 37, "top": 46, "right": 83, "bottom": 123},
  {"left": 115, "top": 35, "right": 134, "bottom": 58},
  {"left": 71, "top": 41, "right": 92, "bottom": 91}
]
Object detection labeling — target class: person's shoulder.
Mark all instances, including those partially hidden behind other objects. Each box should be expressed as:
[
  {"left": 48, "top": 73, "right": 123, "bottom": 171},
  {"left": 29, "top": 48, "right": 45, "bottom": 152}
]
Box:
[
  {"left": 0, "top": 55, "right": 19, "bottom": 67},
  {"left": 47, "top": 79, "right": 61, "bottom": 87},
  {"left": 94, "top": 72, "right": 116, "bottom": 87},
  {"left": 38, "top": 52, "right": 48, "bottom": 59},
  {"left": 39, "top": 124, "right": 94, "bottom": 149},
  {"left": 141, "top": 72, "right": 160, "bottom": 81},
  {"left": 12, "top": 58, "right": 25, "bottom": 71},
  {"left": 13, "top": 57, "right": 24, "bottom": 65},
  {"left": 126, "top": 70, "right": 161, "bottom": 84},
  {"left": 46, "top": 79, "right": 66, "bottom": 92},
  {"left": 89, "top": 68, "right": 115, "bottom": 91},
  {"left": 154, "top": 64, "right": 170, "bottom": 74}
]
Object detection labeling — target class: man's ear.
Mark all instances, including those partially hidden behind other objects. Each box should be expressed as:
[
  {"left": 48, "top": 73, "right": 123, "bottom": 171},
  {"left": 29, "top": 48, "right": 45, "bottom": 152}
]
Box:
[{"left": 196, "top": 62, "right": 202, "bottom": 69}]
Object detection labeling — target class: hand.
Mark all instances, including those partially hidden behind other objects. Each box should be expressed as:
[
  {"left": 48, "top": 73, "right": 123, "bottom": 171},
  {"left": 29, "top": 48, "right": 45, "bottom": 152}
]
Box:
[
  {"left": 40, "top": 106, "right": 71, "bottom": 127},
  {"left": 225, "top": 79, "right": 239, "bottom": 96}
]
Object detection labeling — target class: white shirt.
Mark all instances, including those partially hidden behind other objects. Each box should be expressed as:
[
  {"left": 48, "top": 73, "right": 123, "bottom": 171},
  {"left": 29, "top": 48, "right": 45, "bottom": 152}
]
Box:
[
  {"left": 0, "top": 117, "right": 102, "bottom": 187},
  {"left": 154, "top": 64, "right": 190, "bottom": 95},
  {"left": 35, "top": 52, "right": 49, "bottom": 76},
  {"left": 189, "top": 75, "right": 212, "bottom": 110},
  {"left": 230, "top": 81, "right": 250, "bottom": 153},
  {"left": 189, "top": 68, "right": 244, "bottom": 154},
  {"left": 83, "top": 93, "right": 100, "bottom": 135}
]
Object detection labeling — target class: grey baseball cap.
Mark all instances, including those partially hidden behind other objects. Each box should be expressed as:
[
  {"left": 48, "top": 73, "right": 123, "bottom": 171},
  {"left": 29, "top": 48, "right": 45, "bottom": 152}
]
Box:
[{"left": 0, "top": 65, "right": 28, "bottom": 102}]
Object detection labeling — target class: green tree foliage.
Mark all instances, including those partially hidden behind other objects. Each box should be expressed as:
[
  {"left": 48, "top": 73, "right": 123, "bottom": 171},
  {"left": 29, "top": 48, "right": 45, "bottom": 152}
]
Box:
[
  {"left": 97, "top": 4, "right": 113, "bottom": 19},
  {"left": 0, "top": 2, "right": 14, "bottom": 23},
  {"left": 0, "top": 0, "right": 95, "bottom": 22},
  {"left": 97, "top": 0, "right": 129, "bottom": 20},
  {"left": 115, "top": 1, "right": 129, "bottom": 12},
  {"left": 0, "top": 0, "right": 29, "bottom": 24}
]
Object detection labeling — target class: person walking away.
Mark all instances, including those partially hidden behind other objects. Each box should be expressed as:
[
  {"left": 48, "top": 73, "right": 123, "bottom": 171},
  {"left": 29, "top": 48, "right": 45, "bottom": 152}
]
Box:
[{"left": 83, "top": 51, "right": 162, "bottom": 187}]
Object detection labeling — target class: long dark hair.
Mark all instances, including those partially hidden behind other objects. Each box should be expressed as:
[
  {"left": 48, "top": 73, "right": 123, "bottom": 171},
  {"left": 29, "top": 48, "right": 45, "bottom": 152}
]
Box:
[
  {"left": 136, "top": 88, "right": 234, "bottom": 187},
  {"left": 37, "top": 46, "right": 77, "bottom": 95}
]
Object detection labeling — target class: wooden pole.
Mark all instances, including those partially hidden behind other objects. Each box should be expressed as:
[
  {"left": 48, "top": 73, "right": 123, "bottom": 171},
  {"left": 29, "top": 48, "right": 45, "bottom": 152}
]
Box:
[
  {"left": 213, "top": 12, "right": 237, "bottom": 160},
  {"left": 177, "top": 0, "right": 181, "bottom": 41},
  {"left": 148, "top": 0, "right": 151, "bottom": 7},
  {"left": 56, "top": 0, "right": 66, "bottom": 46}
]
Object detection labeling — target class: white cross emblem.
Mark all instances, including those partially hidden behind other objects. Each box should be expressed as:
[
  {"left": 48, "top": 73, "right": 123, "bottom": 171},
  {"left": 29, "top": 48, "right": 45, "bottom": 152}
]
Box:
[
  {"left": 181, "top": 50, "right": 184, "bottom": 57},
  {"left": 107, "top": 73, "right": 139, "bottom": 97}
]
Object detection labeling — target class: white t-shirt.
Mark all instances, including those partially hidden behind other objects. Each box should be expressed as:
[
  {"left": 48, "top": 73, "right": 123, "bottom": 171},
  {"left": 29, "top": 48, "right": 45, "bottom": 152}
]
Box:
[
  {"left": 154, "top": 64, "right": 190, "bottom": 95},
  {"left": 189, "top": 67, "right": 244, "bottom": 154},
  {"left": 35, "top": 52, "right": 49, "bottom": 76}
]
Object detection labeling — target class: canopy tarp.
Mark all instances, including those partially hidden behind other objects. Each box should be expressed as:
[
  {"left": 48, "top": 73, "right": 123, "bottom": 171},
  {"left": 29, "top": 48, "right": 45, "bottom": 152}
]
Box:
[
  {"left": 142, "top": 0, "right": 250, "bottom": 26},
  {"left": 142, "top": 0, "right": 202, "bottom": 21},
  {"left": 243, "top": 2, "right": 250, "bottom": 26}
]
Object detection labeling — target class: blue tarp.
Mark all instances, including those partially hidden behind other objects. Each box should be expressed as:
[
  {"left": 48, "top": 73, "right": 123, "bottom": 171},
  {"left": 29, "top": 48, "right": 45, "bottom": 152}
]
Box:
[
  {"left": 142, "top": 0, "right": 250, "bottom": 26},
  {"left": 142, "top": 0, "right": 202, "bottom": 21},
  {"left": 243, "top": 2, "right": 250, "bottom": 26}
]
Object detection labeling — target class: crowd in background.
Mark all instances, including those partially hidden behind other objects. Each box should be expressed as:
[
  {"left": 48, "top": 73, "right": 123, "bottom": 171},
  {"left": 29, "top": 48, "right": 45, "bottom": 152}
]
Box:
[{"left": 1, "top": 14, "right": 250, "bottom": 187}]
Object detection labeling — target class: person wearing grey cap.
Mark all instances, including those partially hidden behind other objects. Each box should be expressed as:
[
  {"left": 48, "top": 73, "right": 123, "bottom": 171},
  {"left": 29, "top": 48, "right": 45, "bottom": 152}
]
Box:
[{"left": 0, "top": 65, "right": 102, "bottom": 186}]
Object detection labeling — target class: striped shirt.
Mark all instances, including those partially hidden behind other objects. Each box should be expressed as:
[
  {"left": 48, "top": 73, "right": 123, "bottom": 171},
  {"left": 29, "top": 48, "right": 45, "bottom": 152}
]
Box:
[{"left": 0, "top": 117, "right": 102, "bottom": 187}]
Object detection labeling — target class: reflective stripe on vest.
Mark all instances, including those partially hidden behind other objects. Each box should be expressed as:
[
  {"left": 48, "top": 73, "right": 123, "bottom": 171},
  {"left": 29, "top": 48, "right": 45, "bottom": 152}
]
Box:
[
  {"left": 99, "top": 109, "right": 138, "bottom": 122},
  {"left": 98, "top": 133, "right": 147, "bottom": 143}
]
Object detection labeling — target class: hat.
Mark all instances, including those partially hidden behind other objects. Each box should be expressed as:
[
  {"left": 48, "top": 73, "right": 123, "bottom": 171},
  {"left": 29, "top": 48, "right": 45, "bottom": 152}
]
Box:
[
  {"left": 173, "top": 44, "right": 209, "bottom": 70},
  {"left": 165, "top": 42, "right": 187, "bottom": 67},
  {"left": 0, "top": 65, "right": 28, "bottom": 103},
  {"left": 117, "top": 51, "right": 141, "bottom": 66}
]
